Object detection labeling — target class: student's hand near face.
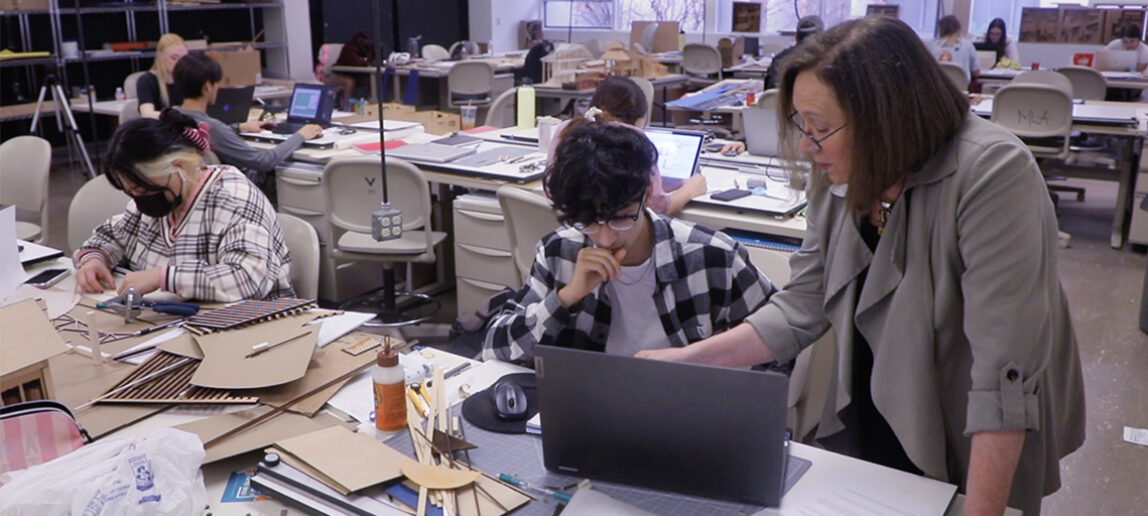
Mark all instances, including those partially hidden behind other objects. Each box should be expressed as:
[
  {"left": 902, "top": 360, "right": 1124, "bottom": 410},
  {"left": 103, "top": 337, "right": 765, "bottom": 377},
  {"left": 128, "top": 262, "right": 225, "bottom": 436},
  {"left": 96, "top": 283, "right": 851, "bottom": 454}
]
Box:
[
  {"left": 298, "top": 124, "right": 324, "bottom": 139},
  {"left": 119, "top": 267, "right": 164, "bottom": 296},
  {"left": 76, "top": 259, "right": 116, "bottom": 293},
  {"left": 557, "top": 247, "right": 627, "bottom": 308}
]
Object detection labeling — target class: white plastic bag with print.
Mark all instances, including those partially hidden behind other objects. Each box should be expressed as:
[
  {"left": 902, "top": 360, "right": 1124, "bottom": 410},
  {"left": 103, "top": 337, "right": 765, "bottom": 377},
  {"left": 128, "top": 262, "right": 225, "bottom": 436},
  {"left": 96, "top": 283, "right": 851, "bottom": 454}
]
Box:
[{"left": 0, "top": 427, "right": 206, "bottom": 516}]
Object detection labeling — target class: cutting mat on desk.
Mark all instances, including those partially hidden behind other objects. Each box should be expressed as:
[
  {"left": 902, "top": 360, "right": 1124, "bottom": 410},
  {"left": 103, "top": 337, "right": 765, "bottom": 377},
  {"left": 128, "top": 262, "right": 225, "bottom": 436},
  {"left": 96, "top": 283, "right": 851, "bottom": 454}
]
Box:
[{"left": 385, "top": 407, "right": 809, "bottom": 516}]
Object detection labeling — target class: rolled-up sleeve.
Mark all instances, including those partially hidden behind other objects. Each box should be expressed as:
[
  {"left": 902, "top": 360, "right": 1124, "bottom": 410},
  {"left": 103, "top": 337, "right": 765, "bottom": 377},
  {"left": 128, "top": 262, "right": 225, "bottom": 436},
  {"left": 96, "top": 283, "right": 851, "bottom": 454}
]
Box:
[{"left": 958, "top": 140, "right": 1050, "bottom": 434}]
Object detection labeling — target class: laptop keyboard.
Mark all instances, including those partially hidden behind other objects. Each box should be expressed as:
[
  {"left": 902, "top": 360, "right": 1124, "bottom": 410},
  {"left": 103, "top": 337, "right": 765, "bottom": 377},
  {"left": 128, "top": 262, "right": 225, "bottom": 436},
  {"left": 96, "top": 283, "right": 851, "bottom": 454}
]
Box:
[{"left": 270, "top": 122, "right": 306, "bottom": 134}]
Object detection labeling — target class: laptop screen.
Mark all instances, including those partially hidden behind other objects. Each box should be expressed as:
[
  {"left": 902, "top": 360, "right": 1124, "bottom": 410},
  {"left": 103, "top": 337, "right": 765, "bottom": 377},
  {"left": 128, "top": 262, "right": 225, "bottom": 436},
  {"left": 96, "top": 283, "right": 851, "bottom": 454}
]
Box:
[
  {"left": 644, "top": 129, "right": 703, "bottom": 181},
  {"left": 288, "top": 84, "right": 326, "bottom": 120}
]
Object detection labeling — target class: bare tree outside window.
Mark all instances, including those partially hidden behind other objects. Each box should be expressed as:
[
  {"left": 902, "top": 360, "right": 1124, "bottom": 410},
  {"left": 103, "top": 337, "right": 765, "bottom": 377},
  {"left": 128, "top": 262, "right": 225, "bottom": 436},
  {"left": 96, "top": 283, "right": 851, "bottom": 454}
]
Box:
[{"left": 619, "top": 0, "right": 706, "bottom": 32}]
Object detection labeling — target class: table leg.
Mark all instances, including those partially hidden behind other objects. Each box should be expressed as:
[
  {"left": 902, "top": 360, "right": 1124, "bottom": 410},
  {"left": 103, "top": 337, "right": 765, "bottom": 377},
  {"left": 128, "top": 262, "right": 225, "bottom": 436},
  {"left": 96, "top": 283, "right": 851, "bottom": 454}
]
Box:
[{"left": 1112, "top": 135, "right": 1143, "bottom": 249}]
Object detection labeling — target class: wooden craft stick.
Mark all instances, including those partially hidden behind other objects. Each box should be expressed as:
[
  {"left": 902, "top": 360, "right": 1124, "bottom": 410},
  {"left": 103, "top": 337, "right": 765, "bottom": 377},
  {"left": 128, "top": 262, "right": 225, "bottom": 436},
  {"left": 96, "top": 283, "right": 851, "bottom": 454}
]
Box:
[
  {"left": 244, "top": 330, "right": 310, "bottom": 358},
  {"left": 84, "top": 311, "right": 103, "bottom": 364}
]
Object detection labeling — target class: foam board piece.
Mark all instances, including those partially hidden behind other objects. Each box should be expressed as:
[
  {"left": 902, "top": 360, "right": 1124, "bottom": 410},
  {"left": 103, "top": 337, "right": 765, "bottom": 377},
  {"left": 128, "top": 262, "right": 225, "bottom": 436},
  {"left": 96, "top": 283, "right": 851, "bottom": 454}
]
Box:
[
  {"left": 273, "top": 426, "right": 408, "bottom": 494},
  {"left": 190, "top": 314, "right": 319, "bottom": 389}
]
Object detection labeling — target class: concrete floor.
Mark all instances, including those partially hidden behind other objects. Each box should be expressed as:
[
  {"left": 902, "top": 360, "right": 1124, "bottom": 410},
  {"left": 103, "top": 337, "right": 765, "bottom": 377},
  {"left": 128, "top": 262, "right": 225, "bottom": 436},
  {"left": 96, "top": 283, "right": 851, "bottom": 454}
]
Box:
[{"left": 39, "top": 160, "right": 1146, "bottom": 514}]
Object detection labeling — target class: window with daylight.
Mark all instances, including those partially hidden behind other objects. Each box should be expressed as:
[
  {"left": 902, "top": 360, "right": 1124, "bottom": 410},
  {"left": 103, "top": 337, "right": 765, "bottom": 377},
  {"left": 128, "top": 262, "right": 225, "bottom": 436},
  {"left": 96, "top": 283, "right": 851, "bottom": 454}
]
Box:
[{"left": 545, "top": 0, "right": 941, "bottom": 36}]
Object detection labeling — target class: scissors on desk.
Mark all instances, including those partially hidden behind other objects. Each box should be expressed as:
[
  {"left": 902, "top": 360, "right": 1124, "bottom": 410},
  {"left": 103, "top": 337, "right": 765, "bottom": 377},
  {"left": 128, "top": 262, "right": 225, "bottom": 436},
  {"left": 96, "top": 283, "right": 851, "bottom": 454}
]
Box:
[{"left": 96, "top": 287, "right": 200, "bottom": 323}]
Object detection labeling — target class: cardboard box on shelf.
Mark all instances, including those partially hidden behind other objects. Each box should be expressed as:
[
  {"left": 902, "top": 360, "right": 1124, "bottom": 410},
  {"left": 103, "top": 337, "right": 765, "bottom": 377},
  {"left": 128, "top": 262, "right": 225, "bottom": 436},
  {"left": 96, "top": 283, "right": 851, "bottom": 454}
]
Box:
[
  {"left": 209, "top": 46, "right": 261, "bottom": 86},
  {"left": 0, "top": 0, "right": 51, "bottom": 10},
  {"left": 367, "top": 103, "right": 461, "bottom": 135}
]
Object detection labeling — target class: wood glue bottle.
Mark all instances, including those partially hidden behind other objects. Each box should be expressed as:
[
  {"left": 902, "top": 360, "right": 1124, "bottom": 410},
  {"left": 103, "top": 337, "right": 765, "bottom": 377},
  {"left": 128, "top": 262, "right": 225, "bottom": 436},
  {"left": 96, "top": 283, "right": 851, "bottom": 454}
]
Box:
[{"left": 373, "top": 339, "right": 406, "bottom": 431}]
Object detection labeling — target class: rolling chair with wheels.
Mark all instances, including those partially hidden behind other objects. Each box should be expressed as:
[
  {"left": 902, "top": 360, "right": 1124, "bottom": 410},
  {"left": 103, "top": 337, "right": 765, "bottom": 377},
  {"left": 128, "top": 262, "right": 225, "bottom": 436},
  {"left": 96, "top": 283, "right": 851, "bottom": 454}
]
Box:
[
  {"left": 323, "top": 156, "right": 448, "bottom": 326},
  {"left": 447, "top": 61, "right": 495, "bottom": 109},
  {"left": 682, "top": 43, "right": 723, "bottom": 88}
]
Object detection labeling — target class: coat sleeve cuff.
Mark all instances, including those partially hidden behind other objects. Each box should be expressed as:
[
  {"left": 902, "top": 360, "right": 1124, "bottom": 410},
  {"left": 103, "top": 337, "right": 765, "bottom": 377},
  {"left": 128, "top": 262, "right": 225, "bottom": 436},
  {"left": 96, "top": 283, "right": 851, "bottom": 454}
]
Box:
[
  {"left": 744, "top": 302, "right": 801, "bottom": 364},
  {"left": 965, "top": 361, "right": 1041, "bottom": 435}
]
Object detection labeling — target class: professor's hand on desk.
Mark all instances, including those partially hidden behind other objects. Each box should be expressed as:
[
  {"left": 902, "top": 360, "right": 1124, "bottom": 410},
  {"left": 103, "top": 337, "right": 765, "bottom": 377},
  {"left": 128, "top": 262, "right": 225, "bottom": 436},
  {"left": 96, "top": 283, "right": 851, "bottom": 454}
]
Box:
[
  {"left": 77, "top": 259, "right": 115, "bottom": 293},
  {"left": 557, "top": 247, "right": 627, "bottom": 309}
]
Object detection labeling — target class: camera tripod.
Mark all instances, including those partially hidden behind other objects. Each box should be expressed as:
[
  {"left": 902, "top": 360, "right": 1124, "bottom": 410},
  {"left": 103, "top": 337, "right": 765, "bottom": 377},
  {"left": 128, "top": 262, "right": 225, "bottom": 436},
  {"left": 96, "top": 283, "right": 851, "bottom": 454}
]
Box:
[{"left": 30, "top": 74, "right": 96, "bottom": 179}]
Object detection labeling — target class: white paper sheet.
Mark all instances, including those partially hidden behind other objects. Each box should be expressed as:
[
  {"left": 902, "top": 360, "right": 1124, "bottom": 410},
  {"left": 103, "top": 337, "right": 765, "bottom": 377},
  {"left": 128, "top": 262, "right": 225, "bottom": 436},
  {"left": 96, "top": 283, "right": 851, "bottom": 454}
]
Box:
[
  {"left": 758, "top": 444, "right": 957, "bottom": 516},
  {"left": 310, "top": 310, "right": 376, "bottom": 347}
]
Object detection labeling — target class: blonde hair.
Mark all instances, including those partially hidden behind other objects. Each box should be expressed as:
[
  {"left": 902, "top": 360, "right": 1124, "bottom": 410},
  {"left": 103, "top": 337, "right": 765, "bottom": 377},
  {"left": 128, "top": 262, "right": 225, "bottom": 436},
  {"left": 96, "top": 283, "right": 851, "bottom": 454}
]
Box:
[
  {"left": 135, "top": 149, "right": 201, "bottom": 179},
  {"left": 149, "top": 33, "right": 187, "bottom": 106}
]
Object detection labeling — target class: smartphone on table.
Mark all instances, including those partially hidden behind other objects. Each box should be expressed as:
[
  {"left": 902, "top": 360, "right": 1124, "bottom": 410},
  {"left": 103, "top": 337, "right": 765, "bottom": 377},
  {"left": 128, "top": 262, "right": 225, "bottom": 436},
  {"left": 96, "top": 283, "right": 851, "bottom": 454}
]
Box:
[{"left": 24, "top": 268, "right": 70, "bottom": 289}]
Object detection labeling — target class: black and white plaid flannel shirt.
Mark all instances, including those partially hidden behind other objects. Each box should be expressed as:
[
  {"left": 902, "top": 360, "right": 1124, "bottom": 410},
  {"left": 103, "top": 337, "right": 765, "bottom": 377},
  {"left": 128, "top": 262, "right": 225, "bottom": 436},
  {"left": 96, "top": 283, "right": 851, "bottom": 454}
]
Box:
[
  {"left": 75, "top": 165, "right": 294, "bottom": 302},
  {"left": 482, "top": 211, "right": 774, "bottom": 362}
]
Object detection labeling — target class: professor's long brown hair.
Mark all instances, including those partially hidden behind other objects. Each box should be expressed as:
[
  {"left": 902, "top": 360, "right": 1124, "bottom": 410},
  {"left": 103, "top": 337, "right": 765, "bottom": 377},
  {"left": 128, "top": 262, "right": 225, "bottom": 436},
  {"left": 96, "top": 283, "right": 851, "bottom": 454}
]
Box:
[{"left": 776, "top": 16, "right": 969, "bottom": 215}]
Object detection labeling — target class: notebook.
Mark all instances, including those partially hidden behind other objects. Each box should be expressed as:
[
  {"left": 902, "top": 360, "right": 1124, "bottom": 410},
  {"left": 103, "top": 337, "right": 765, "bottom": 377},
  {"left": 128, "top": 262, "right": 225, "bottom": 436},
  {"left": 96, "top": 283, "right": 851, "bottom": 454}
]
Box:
[
  {"left": 644, "top": 128, "right": 704, "bottom": 190},
  {"left": 534, "top": 345, "right": 790, "bottom": 506},
  {"left": 206, "top": 85, "right": 254, "bottom": 125},
  {"left": 270, "top": 83, "right": 340, "bottom": 133}
]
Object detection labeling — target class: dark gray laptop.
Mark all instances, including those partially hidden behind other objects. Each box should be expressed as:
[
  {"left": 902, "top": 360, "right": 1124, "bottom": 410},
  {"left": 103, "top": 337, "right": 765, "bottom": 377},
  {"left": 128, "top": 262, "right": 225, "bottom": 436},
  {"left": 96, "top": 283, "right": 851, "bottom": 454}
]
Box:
[
  {"left": 534, "top": 345, "right": 790, "bottom": 507},
  {"left": 206, "top": 85, "right": 255, "bottom": 125}
]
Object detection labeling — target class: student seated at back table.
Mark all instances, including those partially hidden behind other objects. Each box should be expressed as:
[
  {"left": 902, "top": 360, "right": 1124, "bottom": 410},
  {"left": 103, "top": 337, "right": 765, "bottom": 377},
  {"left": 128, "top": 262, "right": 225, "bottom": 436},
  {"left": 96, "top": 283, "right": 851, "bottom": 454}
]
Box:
[
  {"left": 1105, "top": 24, "right": 1148, "bottom": 101},
  {"left": 171, "top": 53, "right": 322, "bottom": 200},
  {"left": 137, "top": 33, "right": 188, "bottom": 119},
  {"left": 482, "top": 120, "right": 775, "bottom": 363},
  {"left": 549, "top": 76, "right": 707, "bottom": 216},
  {"left": 74, "top": 114, "right": 295, "bottom": 302}
]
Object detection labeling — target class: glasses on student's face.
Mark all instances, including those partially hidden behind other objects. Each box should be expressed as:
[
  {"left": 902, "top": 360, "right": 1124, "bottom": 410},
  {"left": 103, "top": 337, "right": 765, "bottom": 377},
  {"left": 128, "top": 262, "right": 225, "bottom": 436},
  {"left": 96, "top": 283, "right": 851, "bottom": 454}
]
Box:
[
  {"left": 571, "top": 195, "right": 646, "bottom": 235},
  {"left": 788, "top": 111, "right": 847, "bottom": 151}
]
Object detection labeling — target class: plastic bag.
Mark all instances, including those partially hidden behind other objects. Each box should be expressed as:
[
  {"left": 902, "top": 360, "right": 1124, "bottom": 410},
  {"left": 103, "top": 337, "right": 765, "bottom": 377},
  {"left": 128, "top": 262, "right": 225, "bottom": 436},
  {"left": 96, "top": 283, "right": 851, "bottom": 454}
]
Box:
[{"left": 0, "top": 427, "right": 205, "bottom": 516}]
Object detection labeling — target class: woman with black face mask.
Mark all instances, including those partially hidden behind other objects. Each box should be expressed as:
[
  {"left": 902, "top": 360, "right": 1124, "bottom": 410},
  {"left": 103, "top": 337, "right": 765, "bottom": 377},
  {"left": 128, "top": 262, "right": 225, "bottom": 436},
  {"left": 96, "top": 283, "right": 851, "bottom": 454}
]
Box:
[{"left": 74, "top": 109, "right": 295, "bottom": 302}]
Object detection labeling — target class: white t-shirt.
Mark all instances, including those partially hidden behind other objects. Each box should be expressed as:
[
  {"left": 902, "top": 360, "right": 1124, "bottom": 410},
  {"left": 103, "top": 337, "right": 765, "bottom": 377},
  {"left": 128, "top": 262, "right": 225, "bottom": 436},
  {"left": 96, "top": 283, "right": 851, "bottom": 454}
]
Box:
[
  {"left": 928, "top": 36, "right": 981, "bottom": 81},
  {"left": 1105, "top": 39, "right": 1148, "bottom": 67},
  {"left": 604, "top": 255, "right": 671, "bottom": 356}
]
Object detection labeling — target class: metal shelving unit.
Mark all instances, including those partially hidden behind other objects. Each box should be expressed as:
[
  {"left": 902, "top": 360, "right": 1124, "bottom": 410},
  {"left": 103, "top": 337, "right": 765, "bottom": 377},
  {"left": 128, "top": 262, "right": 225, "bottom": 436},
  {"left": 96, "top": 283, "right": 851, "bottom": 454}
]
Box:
[{"left": 2, "top": 0, "right": 288, "bottom": 131}]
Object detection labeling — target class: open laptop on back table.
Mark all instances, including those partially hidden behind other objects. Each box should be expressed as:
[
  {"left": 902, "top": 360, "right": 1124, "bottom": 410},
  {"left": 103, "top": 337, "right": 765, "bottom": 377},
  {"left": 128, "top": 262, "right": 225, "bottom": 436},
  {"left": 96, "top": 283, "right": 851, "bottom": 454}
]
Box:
[
  {"left": 206, "top": 85, "right": 255, "bottom": 125},
  {"left": 270, "top": 83, "right": 340, "bottom": 134},
  {"left": 534, "top": 345, "right": 794, "bottom": 507},
  {"left": 643, "top": 128, "right": 704, "bottom": 191}
]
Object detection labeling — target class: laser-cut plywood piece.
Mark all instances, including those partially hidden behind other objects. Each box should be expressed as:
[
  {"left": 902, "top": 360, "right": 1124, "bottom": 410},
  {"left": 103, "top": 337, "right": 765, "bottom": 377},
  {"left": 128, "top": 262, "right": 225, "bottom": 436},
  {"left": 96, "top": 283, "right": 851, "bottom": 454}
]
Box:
[{"left": 184, "top": 298, "right": 315, "bottom": 334}]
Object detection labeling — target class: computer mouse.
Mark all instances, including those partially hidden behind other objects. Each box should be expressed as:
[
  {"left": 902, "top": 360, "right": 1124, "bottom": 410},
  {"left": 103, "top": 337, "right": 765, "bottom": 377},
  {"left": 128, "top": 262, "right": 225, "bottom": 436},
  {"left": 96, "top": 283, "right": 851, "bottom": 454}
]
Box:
[
  {"left": 337, "top": 127, "right": 356, "bottom": 135},
  {"left": 722, "top": 149, "right": 741, "bottom": 157},
  {"left": 490, "top": 379, "right": 529, "bottom": 421}
]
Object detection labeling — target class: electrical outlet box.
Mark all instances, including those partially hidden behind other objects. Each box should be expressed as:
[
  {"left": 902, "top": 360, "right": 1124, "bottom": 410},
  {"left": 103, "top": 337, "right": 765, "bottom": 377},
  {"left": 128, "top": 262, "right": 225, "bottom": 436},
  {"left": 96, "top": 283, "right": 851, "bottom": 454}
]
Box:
[{"left": 371, "top": 203, "right": 403, "bottom": 241}]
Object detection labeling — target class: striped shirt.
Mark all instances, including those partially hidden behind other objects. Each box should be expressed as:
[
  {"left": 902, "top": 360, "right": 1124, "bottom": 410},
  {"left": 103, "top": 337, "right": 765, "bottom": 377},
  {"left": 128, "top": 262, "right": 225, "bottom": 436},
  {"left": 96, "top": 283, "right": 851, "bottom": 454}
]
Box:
[
  {"left": 482, "top": 211, "right": 774, "bottom": 362},
  {"left": 75, "top": 165, "right": 294, "bottom": 302}
]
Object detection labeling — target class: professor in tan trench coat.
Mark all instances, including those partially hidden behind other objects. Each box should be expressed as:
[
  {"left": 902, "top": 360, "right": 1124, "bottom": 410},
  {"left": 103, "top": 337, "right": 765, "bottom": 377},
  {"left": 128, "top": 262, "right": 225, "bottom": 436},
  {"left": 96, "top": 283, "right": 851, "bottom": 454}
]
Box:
[{"left": 639, "top": 17, "right": 1086, "bottom": 516}]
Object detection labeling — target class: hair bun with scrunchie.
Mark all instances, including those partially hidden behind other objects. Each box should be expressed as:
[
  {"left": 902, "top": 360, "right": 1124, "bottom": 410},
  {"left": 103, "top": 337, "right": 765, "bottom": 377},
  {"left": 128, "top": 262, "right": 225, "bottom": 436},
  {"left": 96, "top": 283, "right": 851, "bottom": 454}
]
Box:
[{"left": 182, "top": 121, "right": 212, "bottom": 154}]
